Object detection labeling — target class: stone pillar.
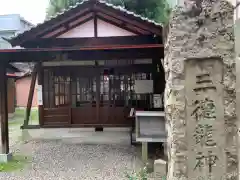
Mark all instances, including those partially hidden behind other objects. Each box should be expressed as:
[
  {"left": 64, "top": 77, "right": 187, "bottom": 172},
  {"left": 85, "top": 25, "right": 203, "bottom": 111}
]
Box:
[
  {"left": 164, "top": 0, "right": 238, "bottom": 179},
  {"left": 235, "top": 6, "right": 240, "bottom": 180},
  {"left": 154, "top": 159, "right": 167, "bottom": 179}
]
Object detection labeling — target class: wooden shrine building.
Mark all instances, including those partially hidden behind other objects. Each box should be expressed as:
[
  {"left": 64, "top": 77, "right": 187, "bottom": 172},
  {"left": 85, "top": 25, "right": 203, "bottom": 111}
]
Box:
[{"left": 0, "top": 0, "right": 165, "bottom": 155}]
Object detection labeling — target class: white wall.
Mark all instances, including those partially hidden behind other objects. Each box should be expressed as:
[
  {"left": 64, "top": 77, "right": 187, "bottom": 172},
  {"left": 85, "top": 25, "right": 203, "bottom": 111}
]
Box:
[
  {"left": 58, "top": 20, "right": 94, "bottom": 38},
  {"left": 97, "top": 19, "right": 136, "bottom": 37},
  {"left": 58, "top": 18, "right": 136, "bottom": 38}
]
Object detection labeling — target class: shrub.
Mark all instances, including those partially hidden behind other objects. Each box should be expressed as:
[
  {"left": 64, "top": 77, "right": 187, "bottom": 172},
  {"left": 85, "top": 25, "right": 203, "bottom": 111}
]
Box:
[{"left": 125, "top": 166, "right": 148, "bottom": 180}]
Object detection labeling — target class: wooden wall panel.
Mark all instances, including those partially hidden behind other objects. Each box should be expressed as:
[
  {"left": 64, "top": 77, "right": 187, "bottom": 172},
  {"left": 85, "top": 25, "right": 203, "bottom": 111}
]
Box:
[
  {"left": 71, "top": 107, "right": 97, "bottom": 125},
  {"left": 41, "top": 62, "right": 161, "bottom": 128},
  {"left": 43, "top": 107, "right": 69, "bottom": 125},
  {"left": 112, "top": 107, "right": 130, "bottom": 125},
  {"left": 99, "top": 106, "right": 109, "bottom": 125},
  {"left": 99, "top": 106, "right": 130, "bottom": 126}
]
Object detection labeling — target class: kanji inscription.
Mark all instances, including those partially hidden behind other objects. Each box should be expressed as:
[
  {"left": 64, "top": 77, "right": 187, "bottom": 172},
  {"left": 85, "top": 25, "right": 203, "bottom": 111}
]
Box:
[
  {"left": 191, "top": 98, "right": 216, "bottom": 122},
  {"left": 193, "top": 124, "right": 216, "bottom": 147},
  {"left": 194, "top": 151, "right": 218, "bottom": 173},
  {"left": 185, "top": 58, "right": 224, "bottom": 180}
]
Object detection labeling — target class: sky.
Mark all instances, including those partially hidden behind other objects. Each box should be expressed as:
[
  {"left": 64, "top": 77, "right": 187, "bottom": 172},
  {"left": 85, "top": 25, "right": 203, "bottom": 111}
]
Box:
[{"left": 0, "top": 0, "right": 49, "bottom": 25}]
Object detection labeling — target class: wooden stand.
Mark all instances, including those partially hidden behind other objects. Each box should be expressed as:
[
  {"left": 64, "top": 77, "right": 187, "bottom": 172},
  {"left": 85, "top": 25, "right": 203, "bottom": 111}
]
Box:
[
  {"left": 142, "top": 142, "right": 148, "bottom": 164},
  {"left": 135, "top": 111, "right": 166, "bottom": 170},
  {"left": 128, "top": 116, "right": 136, "bottom": 145}
]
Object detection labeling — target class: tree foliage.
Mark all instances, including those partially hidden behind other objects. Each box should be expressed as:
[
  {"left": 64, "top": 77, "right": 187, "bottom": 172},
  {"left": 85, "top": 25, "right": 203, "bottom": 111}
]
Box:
[
  {"left": 105, "top": 0, "right": 171, "bottom": 24},
  {"left": 46, "top": 0, "right": 80, "bottom": 18},
  {"left": 46, "top": 0, "right": 170, "bottom": 24}
]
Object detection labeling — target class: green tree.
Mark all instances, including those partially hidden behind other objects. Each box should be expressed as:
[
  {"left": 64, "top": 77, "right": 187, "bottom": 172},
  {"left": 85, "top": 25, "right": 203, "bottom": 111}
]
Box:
[
  {"left": 46, "top": 0, "right": 80, "bottom": 18},
  {"left": 46, "top": 0, "right": 170, "bottom": 24},
  {"left": 106, "top": 0, "right": 171, "bottom": 24}
]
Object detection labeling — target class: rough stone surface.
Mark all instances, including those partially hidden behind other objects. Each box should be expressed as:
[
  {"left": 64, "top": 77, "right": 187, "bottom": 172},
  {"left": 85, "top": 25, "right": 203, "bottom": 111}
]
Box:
[{"left": 164, "top": 0, "right": 237, "bottom": 179}]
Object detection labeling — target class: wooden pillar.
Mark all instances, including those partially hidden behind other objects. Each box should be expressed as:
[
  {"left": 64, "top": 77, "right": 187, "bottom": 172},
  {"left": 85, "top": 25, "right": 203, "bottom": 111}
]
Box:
[
  {"left": 142, "top": 142, "right": 148, "bottom": 164},
  {"left": 94, "top": 12, "right": 98, "bottom": 37},
  {"left": 37, "top": 63, "right": 44, "bottom": 127},
  {"left": 0, "top": 63, "right": 9, "bottom": 154},
  {"left": 96, "top": 62, "right": 100, "bottom": 126},
  {"left": 23, "top": 64, "right": 38, "bottom": 127}
]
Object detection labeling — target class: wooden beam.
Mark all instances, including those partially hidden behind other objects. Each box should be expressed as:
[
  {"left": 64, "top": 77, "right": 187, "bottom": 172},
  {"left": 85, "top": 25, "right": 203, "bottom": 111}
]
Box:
[
  {"left": 4, "top": 45, "right": 162, "bottom": 53},
  {"left": 0, "top": 63, "right": 9, "bottom": 154},
  {"left": 0, "top": 48, "right": 163, "bottom": 63},
  {"left": 39, "top": 11, "right": 93, "bottom": 38},
  {"left": 41, "top": 27, "right": 66, "bottom": 38},
  {"left": 97, "top": 16, "right": 142, "bottom": 35},
  {"left": 96, "top": 63, "right": 100, "bottom": 126},
  {"left": 22, "top": 64, "right": 38, "bottom": 127},
  {"left": 77, "top": 44, "right": 162, "bottom": 50},
  {"left": 94, "top": 5, "right": 162, "bottom": 35},
  {"left": 37, "top": 63, "right": 44, "bottom": 127},
  {"left": 23, "top": 35, "right": 161, "bottom": 48},
  {"left": 67, "top": 48, "right": 163, "bottom": 60},
  {"left": 45, "top": 14, "right": 94, "bottom": 38},
  {"left": 10, "top": 6, "right": 93, "bottom": 46},
  {"left": 94, "top": 13, "right": 98, "bottom": 37},
  {"left": 97, "top": 13, "right": 148, "bottom": 35},
  {"left": 37, "top": 9, "right": 92, "bottom": 38}
]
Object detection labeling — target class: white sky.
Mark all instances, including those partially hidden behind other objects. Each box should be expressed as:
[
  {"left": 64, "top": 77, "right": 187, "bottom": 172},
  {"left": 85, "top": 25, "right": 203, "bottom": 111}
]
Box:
[{"left": 0, "top": 0, "right": 49, "bottom": 25}]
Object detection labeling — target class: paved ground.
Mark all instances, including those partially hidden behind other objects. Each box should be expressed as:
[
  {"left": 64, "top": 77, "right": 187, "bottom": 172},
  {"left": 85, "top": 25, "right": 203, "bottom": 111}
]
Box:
[{"left": 0, "top": 128, "right": 154, "bottom": 180}]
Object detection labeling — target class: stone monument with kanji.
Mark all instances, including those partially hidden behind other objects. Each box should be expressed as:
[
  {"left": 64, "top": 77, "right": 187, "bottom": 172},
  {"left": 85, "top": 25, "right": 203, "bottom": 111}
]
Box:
[{"left": 164, "top": 0, "right": 238, "bottom": 179}]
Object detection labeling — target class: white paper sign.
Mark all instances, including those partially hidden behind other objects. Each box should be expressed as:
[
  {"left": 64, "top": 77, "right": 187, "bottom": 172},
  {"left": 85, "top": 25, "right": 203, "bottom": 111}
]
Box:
[
  {"left": 37, "top": 85, "right": 43, "bottom": 106},
  {"left": 134, "top": 80, "right": 153, "bottom": 94},
  {"left": 129, "top": 108, "right": 135, "bottom": 117},
  {"left": 153, "top": 94, "right": 162, "bottom": 108}
]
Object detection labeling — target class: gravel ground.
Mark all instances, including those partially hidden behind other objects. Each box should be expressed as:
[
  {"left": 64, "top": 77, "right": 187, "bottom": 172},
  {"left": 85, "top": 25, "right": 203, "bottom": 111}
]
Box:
[{"left": 0, "top": 139, "right": 149, "bottom": 180}]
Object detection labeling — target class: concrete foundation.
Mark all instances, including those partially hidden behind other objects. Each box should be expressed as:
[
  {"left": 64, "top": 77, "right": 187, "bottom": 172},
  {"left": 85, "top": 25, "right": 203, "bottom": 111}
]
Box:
[{"left": 0, "top": 153, "right": 12, "bottom": 163}]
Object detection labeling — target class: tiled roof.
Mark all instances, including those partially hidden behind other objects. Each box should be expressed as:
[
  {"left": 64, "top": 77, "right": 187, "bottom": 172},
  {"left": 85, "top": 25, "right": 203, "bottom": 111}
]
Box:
[
  {"left": 13, "top": 0, "right": 162, "bottom": 38},
  {"left": 45, "top": 0, "right": 162, "bottom": 26}
]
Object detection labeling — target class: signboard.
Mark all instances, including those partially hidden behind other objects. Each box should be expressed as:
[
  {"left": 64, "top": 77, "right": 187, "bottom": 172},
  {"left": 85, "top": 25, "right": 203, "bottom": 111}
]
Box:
[
  {"left": 153, "top": 94, "right": 162, "bottom": 108},
  {"left": 134, "top": 80, "right": 153, "bottom": 94},
  {"left": 135, "top": 111, "right": 166, "bottom": 142},
  {"left": 37, "top": 85, "right": 43, "bottom": 106},
  {"left": 185, "top": 58, "right": 224, "bottom": 180}
]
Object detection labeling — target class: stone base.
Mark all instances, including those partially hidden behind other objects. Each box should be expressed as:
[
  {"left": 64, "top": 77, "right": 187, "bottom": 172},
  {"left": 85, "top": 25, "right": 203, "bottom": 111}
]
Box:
[
  {"left": 154, "top": 159, "right": 167, "bottom": 180},
  {"left": 0, "top": 153, "right": 13, "bottom": 163},
  {"left": 21, "top": 125, "right": 40, "bottom": 129}
]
